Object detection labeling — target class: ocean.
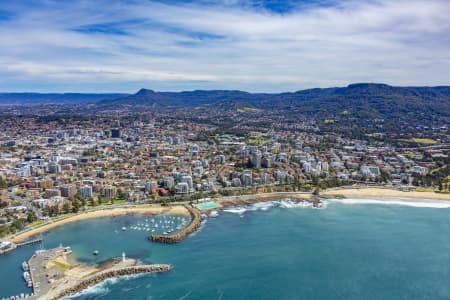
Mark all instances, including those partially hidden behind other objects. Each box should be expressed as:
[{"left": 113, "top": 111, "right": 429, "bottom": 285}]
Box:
[{"left": 2, "top": 198, "right": 450, "bottom": 299}]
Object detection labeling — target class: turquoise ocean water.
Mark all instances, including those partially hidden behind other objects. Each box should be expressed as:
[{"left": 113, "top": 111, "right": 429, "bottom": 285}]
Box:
[{"left": 2, "top": 199, "right": 450, "bottom": 299}]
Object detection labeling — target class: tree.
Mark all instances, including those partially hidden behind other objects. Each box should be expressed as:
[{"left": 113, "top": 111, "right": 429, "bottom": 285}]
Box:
[
  {"left": 63, "top": 202, "right": 72, "bottom": 213},
  {"left": 72, "top": 200, "right": 80, "bottom": 213},
  {"left": 0, "top": 178, "right": 7, "bottom": 189},
  {"left": 27, "top": 211, "right": 38, "bottom": 223}
]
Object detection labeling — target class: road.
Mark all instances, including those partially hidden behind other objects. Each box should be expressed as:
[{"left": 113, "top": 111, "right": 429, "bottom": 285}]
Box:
[{"left": 7, "top": 191, "right": 44, "bottom": 220}]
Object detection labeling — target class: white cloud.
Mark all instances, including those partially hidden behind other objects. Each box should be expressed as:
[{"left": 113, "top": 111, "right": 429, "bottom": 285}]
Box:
[{"left": 0, "top": 0, "right": 449, "bottom": 92}]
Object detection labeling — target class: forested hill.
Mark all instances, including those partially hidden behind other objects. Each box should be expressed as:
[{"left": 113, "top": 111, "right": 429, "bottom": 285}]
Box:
[{"left": 98, "top": 83, "right": 450, "bottom": 119}]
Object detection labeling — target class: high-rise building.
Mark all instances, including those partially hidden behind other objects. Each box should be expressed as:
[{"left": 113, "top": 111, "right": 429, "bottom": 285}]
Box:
[
  {"left": 175, "top": 182, "right": 189, "bottom": 194},
  {"left": 216, "top": 155, "right": 226, "bottom": 164},
  {"left": 79, "top": 185, "right": 93, "bottom": 198},
  {"left": 163, "top": 176, "right": 175, "bottom": 189},
  {"left": 45, "top": 189, "right": 61, "bottom": 198},
  {"left": 181, "top": 175, "right": 193, "bottom": 189},
  {"left": 111, "top": 128, "right": 121, "bottom": 138},
  {"left": 60, "top": 184, "right": 77, "bottom": 198},
  {"left": 231, "top": 178, "right": 241, "bottom": 187},
  {"left": 145, "top": 181, "right": 158, "bottom": 193},
  {"left": 251, "top": 150, "right": 261, "bottom": 168},
  {"left": 103, "top": 186, "right": 117, "bottom": 199},
  {"left": 242, "top": 170, "right": 253, "bottom": 187}
]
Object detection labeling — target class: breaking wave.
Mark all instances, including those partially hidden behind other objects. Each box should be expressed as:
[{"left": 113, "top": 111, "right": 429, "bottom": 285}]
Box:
[
  {"left": 187, "top": 219, "right": 207, "bottom": 238},
  {"left": 223, "top": 199, "right": 318, "bottom": 215},
  {"left": 64, "top": 273, "right": 148, "bottom": 299},
  {"left": 329, "top": 198, "right": 450, "bottom": 208}
]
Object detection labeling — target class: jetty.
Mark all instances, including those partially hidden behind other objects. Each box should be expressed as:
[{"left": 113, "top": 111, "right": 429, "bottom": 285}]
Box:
[
  {"left": 149, "top": 204, "right": 202, "bottom": 243},
  {"left": 17, "top": 238, "right": 42, "bottom": 248}
]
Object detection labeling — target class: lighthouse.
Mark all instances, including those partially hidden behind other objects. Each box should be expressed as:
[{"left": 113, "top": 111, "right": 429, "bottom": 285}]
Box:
[{"left": 122, "top": 252, "right": 126, "bottom": 262}]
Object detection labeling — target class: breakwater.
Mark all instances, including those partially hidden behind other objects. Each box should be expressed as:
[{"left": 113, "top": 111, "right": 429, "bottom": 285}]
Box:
[
  {"left": 149, "top": 205, "right": 202, "bottom": 243},
  {"left": 48, "top": 264, "right": 172, "bottom": 300}
]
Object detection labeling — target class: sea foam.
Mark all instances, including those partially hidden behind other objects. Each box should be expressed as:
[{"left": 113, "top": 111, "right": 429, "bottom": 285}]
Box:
[
  {"left": 223, "top": 199, "right": 315, "bottom": 215},
  {"left": 64, "top": 273, "right": 148, "bottom": 299},
  {"left": 329, "top": 198, "right": 450, "bottom": 208}
]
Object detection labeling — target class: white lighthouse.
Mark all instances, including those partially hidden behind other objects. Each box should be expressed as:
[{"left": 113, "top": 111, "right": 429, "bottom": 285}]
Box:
[{"left": 122, "top": 252, "right": 126, "bottom": 262}]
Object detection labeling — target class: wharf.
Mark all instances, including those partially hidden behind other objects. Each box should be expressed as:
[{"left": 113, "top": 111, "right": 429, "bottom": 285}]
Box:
[{"left": 28, "top": 247, "right": 65, "bottom": 299}]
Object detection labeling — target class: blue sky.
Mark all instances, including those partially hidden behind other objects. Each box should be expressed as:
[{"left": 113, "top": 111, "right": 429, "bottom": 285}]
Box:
[{"left": 0, "top": 0, "right": 449, "bottom": 93}]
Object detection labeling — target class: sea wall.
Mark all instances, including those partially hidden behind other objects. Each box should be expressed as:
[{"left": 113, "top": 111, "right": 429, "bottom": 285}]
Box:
[
  {"left": 49, "top": 264, "right": 171, "bottom": 300},
  {"left": 149, "top": 205, "right": 202, "bottom": 243}
]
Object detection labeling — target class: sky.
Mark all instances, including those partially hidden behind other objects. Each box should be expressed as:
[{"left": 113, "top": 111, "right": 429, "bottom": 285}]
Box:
[{"left": 0, "top": 0, "right": 449, "bottom": 93}]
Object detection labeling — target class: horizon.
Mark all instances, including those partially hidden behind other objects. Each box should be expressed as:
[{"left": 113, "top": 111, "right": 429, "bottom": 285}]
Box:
[
  {"left": 1, "top": 0, "right": 450, "bottom": 93},
  {"left": 2, "top": 82, "right": 450, "bottom": 95}
]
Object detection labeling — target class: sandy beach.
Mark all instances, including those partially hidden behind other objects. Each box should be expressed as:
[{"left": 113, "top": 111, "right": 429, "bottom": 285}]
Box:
[
  {"left": 321, "top": 187, "right": 450, "bottom": 201},
  {"left": 9, "top": 189, "right": 450, "bottom": 243},
  {"left": 11, "top": 205, "right": 189, "bottom": 243}
]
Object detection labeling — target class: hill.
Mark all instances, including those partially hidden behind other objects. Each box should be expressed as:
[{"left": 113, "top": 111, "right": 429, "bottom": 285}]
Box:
[{"left": 98, "top": 83, "right": 450, "bottom": 120}]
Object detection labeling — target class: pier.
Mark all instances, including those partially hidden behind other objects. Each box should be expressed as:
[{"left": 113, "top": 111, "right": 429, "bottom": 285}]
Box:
[
  {"left": 17, "top": 239, "right": 42, "bottom": 248},
  {"left": 0, "top": 239, "right": 43, "bottom": 256},
  {"left": 149, "top": 204, "right": 202, "bottom": 243}
]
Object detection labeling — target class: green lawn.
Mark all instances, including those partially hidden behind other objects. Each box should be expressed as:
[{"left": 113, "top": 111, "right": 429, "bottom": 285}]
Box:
[{"left": 400, "top": 138, "right": 437, "bottom": 145}]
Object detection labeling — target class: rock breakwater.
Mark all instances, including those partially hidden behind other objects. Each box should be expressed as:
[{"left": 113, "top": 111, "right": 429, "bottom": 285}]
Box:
[
  {"left": 48, "top": 264, "right": 171, "bottom": 300},
  {"left": 149, "top": 205, "right": 202, "bottom": 243}
]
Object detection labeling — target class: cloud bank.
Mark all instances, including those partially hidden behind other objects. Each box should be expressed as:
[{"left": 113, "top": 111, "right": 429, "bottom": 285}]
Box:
[{"left": 0, "top": 0, "right": 449, "bottom": 92}]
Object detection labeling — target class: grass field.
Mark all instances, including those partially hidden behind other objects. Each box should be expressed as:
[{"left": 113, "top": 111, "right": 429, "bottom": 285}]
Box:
[
  {"left": 237, "top": 107, "right": 261, "bottom": 113},
  {"left": 400, "top": 138, "right": 437, "bottom": 144},
  {"left": 54, "top": 261, "right": 71, "bottom": 271},
  {"left": 246, "top": 138, "right": 269, "bottom": 145}
]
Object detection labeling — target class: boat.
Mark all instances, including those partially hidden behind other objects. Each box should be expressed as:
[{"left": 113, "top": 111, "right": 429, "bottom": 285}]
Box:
[
  {"left": 121, "top": 227, "right": 127, "bottom": 231},
  {"left": 22, "top": 261, "right": 29, "bottom": 271},
  {"left": 23, "top": 272, "right": 31, "bottom": 282},
  {"left": 93, "top": 250, "right": 99, "bottom": 255}
]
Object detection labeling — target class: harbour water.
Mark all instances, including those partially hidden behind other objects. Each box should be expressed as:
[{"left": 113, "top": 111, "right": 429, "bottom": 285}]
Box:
[{"left": 2, "top": 199, "right": 450, "bottom": 299}]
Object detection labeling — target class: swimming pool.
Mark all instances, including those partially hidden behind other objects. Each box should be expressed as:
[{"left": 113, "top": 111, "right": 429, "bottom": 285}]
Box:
[{"left": 196, "top": 201, "right": 220, "bottom": 210}]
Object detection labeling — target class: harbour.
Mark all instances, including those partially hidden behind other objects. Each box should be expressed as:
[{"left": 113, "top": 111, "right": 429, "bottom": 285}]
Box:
[{"left": 3, "top": 201, "right": 450, "bottom": 299}]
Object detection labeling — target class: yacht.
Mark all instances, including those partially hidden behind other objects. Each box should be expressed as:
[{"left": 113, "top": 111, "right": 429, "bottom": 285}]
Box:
[
  {"left": 22, "top": 271, "right": 30, "bottom": 280},
  {"left": 21, "top": 261, "right": 29, "bottom": 271}
]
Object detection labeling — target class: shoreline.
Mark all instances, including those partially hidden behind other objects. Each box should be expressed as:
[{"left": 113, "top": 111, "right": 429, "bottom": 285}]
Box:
[
  {"left": 8, "top": 189, "right": 450, "bottom": 244},
  {"left": 321, "top": 187, "right": 450, "bottom": 202},
  {"left": 11, "top": 205, "right": 189, "bottom": 243}
]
